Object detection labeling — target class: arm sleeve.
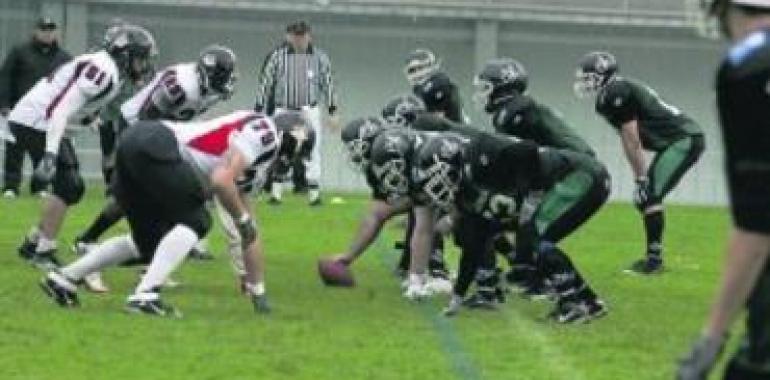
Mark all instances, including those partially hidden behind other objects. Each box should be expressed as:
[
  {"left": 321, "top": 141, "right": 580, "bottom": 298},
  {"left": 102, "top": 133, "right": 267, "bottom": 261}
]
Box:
[
  {"left": 318, "top": 51, "right": 338, "bottom": 113},
  {"left": 0, "top": 47, "right": 19, "bottom": 109},
  {"left": 254, "top": 50, "right": 279, "bottom": 113}
]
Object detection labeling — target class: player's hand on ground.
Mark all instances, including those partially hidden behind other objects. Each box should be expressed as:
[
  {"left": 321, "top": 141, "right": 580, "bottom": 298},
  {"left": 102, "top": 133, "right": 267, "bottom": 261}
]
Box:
[
  {"left": 34, "top": 152, "right": 57, "bottom": 184},
  {"left": 676, "top": 334, "right": 725, "bottom": 380}
]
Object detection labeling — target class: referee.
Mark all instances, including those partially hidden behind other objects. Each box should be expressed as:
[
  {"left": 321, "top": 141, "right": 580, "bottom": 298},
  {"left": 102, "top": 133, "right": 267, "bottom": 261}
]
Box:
[
  {"left": 678, "top": 1, "right": 770, "bottom": 379},
  {"left": 254, "top": 20, "right": 339, "bottom": 206}
]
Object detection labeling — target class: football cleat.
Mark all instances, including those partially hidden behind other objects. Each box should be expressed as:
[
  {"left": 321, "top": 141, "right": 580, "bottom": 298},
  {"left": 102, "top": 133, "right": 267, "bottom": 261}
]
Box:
[
  {"left": 624, "top": 257, "right": 664, "bottom": 275},
  {"left": 18, "top": 237, "right": 36, "bottom": 261},
  {"left": 251, "top": 294, "right": 272, "bottom": 314},
  {"left": 188, "top": 246, "right": 215, "bottom": 261},
  {"left": 505, "top": 265, "right": 537, "bottom": 293},
  {"left": 521, "top": 278, "right": 555, "bottom": 302},
  {"left": 29, "top": 249, "right": 61, "bottom": 271},
  {"left": 549, "top": 298, "right": 608, "bottom": 324},
  {"left": 40, "top": 271, "right": 79, "bottom": 307},
  {"left": 403, "top": 282, "right": 430, "bottom": 301},
  {"left": 442, "top": 294, "right": 463, "bottom": 317},
  {"left": 125, "top": 292, "right": 182, "bottom": 318},
  {"left": 462, "top": 291, "right": 502, "bottom": 310},
  {"left": 425, "top": 275, "right": 453, "bottom": 295}
]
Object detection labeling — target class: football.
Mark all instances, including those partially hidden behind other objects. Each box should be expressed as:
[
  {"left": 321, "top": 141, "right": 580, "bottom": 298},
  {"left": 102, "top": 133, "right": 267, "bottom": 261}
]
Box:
[{"left": 317, "top": 258, "right": 355, "bottom": 287}]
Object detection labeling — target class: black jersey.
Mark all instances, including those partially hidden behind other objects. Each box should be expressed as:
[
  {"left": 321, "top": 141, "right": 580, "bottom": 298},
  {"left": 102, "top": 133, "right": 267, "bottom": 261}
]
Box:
[
  {"left": 717, "top": 30, "right": 770, "bottom": 233},
  {"left": 494, "top": 94, "right": 595, "bottom": 156},
  {"left": 413, "top": 71, "right": 464, "bottom": 123},
  {"left": 596, "top": 77, "right": 702, "bottom": 152}
]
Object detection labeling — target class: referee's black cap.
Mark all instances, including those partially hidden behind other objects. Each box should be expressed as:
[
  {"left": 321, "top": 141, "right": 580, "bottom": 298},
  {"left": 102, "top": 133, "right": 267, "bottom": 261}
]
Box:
[{"left": 286, "top": 20, "right": 311, "bottom": 35}]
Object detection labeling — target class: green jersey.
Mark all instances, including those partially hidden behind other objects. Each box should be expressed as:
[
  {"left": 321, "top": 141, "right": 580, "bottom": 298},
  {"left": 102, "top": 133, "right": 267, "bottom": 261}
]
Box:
[
  {"left": 493, "top": 94, "right": 595, "bottom": 156},
  {"left": 595, "top": 77, "right": 702, "bottom": 152}
]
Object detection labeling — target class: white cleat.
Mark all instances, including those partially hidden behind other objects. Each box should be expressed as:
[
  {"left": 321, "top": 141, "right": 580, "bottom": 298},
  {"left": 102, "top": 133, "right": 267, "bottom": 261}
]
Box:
[
  {"left": 425, "top": 277, "right": 453, "bottom": 295},
  {"left": 403, "top": 283, "right": 431, "bottom": 301},
  {"left": 84, "top": 272, "right": 109, "bottom": 293}
]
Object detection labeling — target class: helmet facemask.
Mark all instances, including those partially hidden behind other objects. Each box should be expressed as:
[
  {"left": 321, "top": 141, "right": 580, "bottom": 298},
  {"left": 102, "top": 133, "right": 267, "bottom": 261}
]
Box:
[
  {"left": 404, "top": 57, "right": 439, "bottom": 86},
  {"left": 573, "top": 69, "right": 605, "bottom": 98}
]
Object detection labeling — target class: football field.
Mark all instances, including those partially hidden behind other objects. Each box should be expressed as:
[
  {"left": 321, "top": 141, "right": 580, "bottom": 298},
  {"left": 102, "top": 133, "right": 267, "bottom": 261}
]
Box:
[{"left": 0, "top": 187, "right": 734, "bottom": 380}]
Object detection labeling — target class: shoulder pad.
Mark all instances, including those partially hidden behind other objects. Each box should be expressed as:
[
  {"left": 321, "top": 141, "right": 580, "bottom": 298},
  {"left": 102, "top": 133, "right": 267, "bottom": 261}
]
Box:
[
  {"left": 494, "top": 95, "right": 534, "bottom": 131},
  {"left": 598, "top": 78, "right": 633, "bottom": 110}
]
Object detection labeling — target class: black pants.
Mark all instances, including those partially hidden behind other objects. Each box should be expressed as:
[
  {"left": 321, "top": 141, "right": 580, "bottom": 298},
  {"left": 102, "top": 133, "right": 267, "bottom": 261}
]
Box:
[
  {"left": 3, "top": 122, "right": 47, "bottom": 193},
  {"left": 452, "top": 213, "right": 506, "bottom": 297},
  {"left": 113, "top": 122, "right": 210, "bottom": 261}
]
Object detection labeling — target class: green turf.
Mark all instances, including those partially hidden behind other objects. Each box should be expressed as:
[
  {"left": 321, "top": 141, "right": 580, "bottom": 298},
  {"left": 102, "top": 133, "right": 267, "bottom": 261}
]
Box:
[{"left": 0, "top": 187, "right": 738, "bottom": 379}]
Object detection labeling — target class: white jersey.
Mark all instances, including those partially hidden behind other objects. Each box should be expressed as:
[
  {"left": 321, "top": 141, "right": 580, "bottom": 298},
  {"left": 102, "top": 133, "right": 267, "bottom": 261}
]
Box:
[
  {"left": 8, "top": 50, "right": 121, "bottom": 154},
  {"left": 121, "top": 62, "right": 221, "bottom": 124},
  {"left": 164, "top": 110, "right": 279, "bottom": 190}
]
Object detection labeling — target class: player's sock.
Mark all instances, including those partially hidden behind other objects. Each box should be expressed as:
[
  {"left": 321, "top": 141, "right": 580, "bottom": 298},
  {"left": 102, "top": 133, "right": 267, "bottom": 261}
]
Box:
[
  {"left": 61, "top": 235, "right": 139, "bottom": 280},
  {"left": 270, "top": 182, "right": 282, "bottom": 201},
  {"left": 36, "top": 236, "right": 57, "bottom": 253},
  {"left": 643, "top": 210, "right": 664, "bottom": 261},
  {"left": 135, "top": 225, "right": 198, "bottom": 293},
  {"left": 79, "top": 203, "right": 124, "bottom": 242},
  {"left": 538, "top": 242, "right": 596, "bottom": 302}
]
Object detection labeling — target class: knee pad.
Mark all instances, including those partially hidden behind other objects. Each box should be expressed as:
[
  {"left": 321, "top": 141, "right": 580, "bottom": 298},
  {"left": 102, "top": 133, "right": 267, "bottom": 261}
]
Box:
[{"left": 53, "top": 169, "right": 85, "bottom": 205}]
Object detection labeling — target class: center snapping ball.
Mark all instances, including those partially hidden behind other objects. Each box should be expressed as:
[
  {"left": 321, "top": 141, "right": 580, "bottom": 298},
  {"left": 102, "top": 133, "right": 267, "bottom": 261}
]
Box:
[{"left": 318, "top": 258, "right": 355, "bottom": 287}]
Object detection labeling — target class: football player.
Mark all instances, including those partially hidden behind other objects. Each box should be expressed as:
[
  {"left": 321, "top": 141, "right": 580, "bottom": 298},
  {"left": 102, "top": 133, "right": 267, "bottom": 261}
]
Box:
[
  {"left": 323, "top": 115, "right": 450, "bottom": 298},
  {"left": 574, "top": 51, "right": 705, "bottom": 274},
  {"left": 369, "top": 125, "right": 609, "bottom": 322},
  {"left": 678, "top": 1, "right": 770, "bottom": 379},
  {"left": 404, "top": 49, "right": 468, "bottom": 123},
  {"left": 381, "top": 94, "right": 451, "bottom": 284},
  {"left": 473, "top": 58, "right": 598, "bottom": 294},
  {"left": 71, "top": 45, "right": 237, "bottom": 291},
  {"left": 12, "top": 24, "right": 156, "bottom": 270},
  {"left": 39, "top": 110, "right": 311, "bottom": 316}
]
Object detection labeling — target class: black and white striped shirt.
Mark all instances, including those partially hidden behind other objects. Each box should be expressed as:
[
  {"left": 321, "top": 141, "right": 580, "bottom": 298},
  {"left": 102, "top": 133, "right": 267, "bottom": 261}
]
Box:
[{"left": 254, "top": 43, "right": 337, "bottom": 115}]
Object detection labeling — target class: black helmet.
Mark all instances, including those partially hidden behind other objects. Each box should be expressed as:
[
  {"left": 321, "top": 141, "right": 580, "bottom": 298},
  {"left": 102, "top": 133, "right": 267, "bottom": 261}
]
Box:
[
  {"left": 404, "top": 49, "right": 440, "bottom": 86},
  {"left": 473, "top": 58, "right": 528, "bottom": 113},
  {"left": 369, "top": 129, "right": 420, "bottom": 202},
  {"left": 574, "top": 51, "right": 617, "bottom": 98},
  {"left": 381, "top": 94, "right": 426, "bottom": 128},
  {"left": 341, "top": 117, "right": 389, "bottom": 170},
  {"left": 413, "top": 134, "right": 466, "bottom": 210},
  {"left": 198, "top": 45, "right": 237, "bottom": 99},
  {"left": 105, "top": 24, "right": 157, "bottom": 81}
]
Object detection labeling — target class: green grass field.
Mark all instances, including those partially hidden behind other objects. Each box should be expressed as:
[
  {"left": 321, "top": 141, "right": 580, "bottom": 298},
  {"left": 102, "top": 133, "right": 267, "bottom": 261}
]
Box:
[{"left": 0, "top": 187, "right": 737, "bottom": 380}]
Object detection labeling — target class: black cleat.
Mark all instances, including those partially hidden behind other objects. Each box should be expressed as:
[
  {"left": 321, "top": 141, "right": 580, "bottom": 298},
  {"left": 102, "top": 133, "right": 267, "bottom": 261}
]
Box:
[
  {"left": 506, "top": 265, "right": 537, "bottom": 293},
  {"left": 18, "top": 237, "right": 36, "bottom": 261},
  {"left": 462, "top": 292, "right": 498, "bottom": 310},
  {"left": 549, "top": 298, "right": 608, "bottom": 324},
  {"left": 309, "top": 198, "right": 323, "bottom": 207},
  {"left": 624, "top": 257, "right": 664, "bottom": 275},
  {"left": 30, "top": 249, "right": 61, "bottom": 271},
  {"left": 251, "top": 294, "right": 272, "bottom": 314},
  {"left": 188, "top": 246, "right": 214, "bottom": 261},
  {"left": 521, "top": 279, "right": 555, "bottom": 302},
  {"left": 125, "top": 293, "right": 182, "bottom": 318},
  {"left": 40, "top": 272, "right": 79, "bottom": 307},
  {"left": 267, "top": 197, "right": 282, "bottom": 206}
]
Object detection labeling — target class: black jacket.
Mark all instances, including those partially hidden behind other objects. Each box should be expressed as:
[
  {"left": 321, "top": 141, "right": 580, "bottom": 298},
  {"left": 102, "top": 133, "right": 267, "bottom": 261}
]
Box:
[{"left": 0, "top": 39, "right": 71, "bottom": 110}]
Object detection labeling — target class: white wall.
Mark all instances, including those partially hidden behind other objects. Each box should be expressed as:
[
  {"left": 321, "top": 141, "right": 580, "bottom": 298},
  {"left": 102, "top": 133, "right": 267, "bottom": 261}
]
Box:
[{"left": 0, "top": 2, "right": 727, "bottom": 205}]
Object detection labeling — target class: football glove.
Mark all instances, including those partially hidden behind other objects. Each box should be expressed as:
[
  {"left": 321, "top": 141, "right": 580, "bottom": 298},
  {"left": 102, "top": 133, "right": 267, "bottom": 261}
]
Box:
[
  {"left": 237, "top": 214, "right": 257, "bottom": 246},
  {"left": 676, "top": 334, "right": 726, "bottom": 380},
  {"left": 633, "top": 177, "right": 651, "bottom": 211},
  {"left": 33, "top": 152, "right": 57, "bottom": 184}
]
